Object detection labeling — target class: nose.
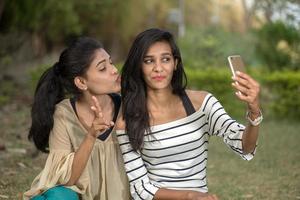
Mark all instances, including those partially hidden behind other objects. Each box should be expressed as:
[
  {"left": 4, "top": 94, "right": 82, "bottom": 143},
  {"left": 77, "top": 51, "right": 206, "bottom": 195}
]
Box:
[
  {"left": 111, "top": 63, "right": 118, "bottom": 74},
  {"left": 153, "top": 61, "right": 163, "bottom": 72}
]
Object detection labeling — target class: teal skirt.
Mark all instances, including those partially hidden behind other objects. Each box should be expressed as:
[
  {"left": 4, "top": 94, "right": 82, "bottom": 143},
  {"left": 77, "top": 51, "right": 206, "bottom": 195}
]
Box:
[{"left": 31, "top": 186, "right": 79, "bottom": 200}]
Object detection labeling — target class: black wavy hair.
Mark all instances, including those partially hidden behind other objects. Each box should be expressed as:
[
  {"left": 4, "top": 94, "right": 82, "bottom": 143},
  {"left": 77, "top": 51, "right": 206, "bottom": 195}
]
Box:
[
  {"left": 28, "top": 37, "right": 103, "bottom": 153},
  {"left": 121, "top": 28, "right": 187, "bottom": 151}
]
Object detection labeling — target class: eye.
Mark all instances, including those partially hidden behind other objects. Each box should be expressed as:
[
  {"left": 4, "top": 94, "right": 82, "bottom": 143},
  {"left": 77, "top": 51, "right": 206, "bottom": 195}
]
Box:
[
  {"left": 162, "top": 57, "right": 171, "bottom": 63},
  {"left": 99, "top": 65, "right": 106, "bottom": 71},
  {"left": 143, "top": 59, "right": 153, "bottom": 64}
]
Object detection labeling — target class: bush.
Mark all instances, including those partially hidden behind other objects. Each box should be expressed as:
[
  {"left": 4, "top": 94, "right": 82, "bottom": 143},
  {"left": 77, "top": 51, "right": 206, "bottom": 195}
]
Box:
[
  {"left": 185, "top": 67, "right": 300, "bottom": 120},
  {"left": 186, "top": 67, "right": 247, "bottom": 119},
  {"left": 28, "top": 64, "right": 51, "bottom": 94},
  {"left": 255, "top": 21, "right": 300, "bottom": 71},
  {"left": 263, "top": 70, "right": 300, "bottom": 120}
]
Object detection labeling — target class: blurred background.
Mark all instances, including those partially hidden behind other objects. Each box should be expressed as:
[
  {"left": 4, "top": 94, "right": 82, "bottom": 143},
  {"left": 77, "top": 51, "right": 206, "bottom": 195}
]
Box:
[{"left": 0, "top": 0, "right": 299, "bottom": 199}]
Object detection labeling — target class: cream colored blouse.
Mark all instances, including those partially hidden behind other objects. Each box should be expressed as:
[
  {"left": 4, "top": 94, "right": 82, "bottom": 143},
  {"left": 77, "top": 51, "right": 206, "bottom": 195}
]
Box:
[{"left": 24, "top": 99, "right": 130, "bottom": 200}]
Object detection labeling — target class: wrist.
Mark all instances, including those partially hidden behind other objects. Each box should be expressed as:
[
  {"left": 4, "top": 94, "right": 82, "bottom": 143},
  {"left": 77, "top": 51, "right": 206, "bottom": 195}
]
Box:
[
  {"left": 85, "top": 132, "right": 97, "bottom": 141},
  {"left": 246, "top": 109, "right": 263, "bottom": 126}
]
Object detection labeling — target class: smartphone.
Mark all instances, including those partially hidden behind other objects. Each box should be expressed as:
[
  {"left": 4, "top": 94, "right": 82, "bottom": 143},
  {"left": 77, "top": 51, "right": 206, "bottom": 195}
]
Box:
[{"left": 227, "top": 55, "right": 246, "bottom": 77}]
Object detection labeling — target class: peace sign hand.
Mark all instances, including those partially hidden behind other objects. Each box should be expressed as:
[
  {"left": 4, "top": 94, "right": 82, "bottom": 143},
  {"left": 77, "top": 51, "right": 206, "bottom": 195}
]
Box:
[
  {"left": 88, "top": 96, "right": 114, "bottom": 138},
  {"left": 231, "top": 71, "right": 261, "bottom": 113}
]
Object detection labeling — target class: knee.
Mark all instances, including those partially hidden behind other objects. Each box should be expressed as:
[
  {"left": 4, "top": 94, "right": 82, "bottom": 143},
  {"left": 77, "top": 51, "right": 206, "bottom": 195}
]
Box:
[{"left": 32, "top": 186, "right": 79, "bottom": 200}]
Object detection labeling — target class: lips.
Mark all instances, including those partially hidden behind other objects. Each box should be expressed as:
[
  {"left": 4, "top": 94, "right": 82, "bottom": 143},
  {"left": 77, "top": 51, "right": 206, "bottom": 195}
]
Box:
[
  {"left": 116, "top": 75, "right": 121, "bottom": 83},
  {"left": 152, "top": 75, "right": 166, "bottom": 81}
]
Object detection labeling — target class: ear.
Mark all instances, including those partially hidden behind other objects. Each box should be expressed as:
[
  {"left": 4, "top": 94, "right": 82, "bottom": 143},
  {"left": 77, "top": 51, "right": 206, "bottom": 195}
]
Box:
[
  {"left": 74, "top": 76, "right": 88, "bottom": 91},
  {"left": 174, "top": 58, "right": 178, "bottom": 70}
]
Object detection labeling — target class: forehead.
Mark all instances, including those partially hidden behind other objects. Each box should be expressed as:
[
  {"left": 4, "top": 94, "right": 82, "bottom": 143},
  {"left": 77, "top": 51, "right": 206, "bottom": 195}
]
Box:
[
  {"left": 93, "top": 48, "right": 109, "bottom": 60},
  {"left": 145, "top": 41, "right": 172, "bottom": 56}
]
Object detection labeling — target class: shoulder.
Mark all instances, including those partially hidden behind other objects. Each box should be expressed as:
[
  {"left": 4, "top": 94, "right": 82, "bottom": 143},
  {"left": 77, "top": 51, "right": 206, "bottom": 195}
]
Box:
[
  {"left": 53, "top": 99, "right": 73, "bottom": 121},
  {"left": 185, "top": 90, "right": 210, "bottom": 111}
]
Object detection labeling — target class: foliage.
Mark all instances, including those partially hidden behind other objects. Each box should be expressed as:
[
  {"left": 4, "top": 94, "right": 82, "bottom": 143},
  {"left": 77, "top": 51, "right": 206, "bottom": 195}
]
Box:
[
  {"left": 28, "top": 64, "right": 51, "bottom": 95},
  {"left": 0, "top": 75, "right": 19, "bottom": 106},
  {"left": 263, "top": 70, "right": 300, "bottom": 119},
  {"left": 185, "top": 67, "right": 247, "bottom": 118},
  {"left": 185, "top": 67, "right": 300, "bottom": 120},
  {"left": 179, "top": 27, "right": 258, "bottom": 69},
  {"left": 0, "top": 0, "right": 81, "bottom": 43},
  {"left": 255, "top": 21, "right": 300, "bottom": 71}
]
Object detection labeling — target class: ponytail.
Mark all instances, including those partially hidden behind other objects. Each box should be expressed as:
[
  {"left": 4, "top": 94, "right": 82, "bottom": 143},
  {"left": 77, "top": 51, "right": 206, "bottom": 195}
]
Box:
[{"left": 28, "top": 63, "right": 64, "bottom": 153}]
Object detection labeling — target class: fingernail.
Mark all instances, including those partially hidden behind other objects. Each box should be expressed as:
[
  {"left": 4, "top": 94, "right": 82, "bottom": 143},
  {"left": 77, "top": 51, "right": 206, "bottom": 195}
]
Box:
[
  {"left": 235, "top": 92, "right": 240, "bottom": 95},
  {"left": 236, "top": 71, "right": 241, "bottom": 75}
]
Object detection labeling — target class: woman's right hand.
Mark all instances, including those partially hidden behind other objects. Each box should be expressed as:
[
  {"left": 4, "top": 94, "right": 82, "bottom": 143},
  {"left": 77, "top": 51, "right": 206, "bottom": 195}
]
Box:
[
  {"left": 187, "top": 191, "right": 218, "bottom": 200},
  {"left": 88, "top": 96, "right": 113, "bottom": 138}
]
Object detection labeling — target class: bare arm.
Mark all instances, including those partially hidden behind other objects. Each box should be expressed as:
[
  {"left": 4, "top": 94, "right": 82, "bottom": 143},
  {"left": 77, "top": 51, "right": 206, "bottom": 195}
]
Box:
[
  {"left": 154, "top": 188, "right": 218, "bottom": 200},
  {"left": 232, "top": 71, "right": 261, "bottom": 154}
]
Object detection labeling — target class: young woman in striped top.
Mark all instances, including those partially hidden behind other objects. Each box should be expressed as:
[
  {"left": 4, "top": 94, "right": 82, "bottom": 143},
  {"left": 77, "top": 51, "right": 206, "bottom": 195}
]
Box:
[{"left": 116, "top": 28, "right": 262, "bottom": 200}]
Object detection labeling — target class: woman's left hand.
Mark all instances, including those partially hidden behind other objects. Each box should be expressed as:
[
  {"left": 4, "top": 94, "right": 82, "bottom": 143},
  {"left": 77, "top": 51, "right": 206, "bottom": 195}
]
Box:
[{"left": 231, "top": 71, "right": 261, "bottom": 113}]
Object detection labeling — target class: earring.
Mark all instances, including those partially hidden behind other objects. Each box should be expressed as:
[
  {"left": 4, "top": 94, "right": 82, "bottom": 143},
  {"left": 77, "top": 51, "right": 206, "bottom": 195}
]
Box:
[{"left": 83, "top": 86, "right": 88, "bottom": 90}]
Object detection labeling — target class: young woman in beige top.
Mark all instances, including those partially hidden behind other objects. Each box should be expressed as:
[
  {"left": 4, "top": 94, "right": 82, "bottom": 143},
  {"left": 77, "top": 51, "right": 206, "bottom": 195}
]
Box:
[{"left": 24, "top": 37, "right": 130, "bottom": 200}]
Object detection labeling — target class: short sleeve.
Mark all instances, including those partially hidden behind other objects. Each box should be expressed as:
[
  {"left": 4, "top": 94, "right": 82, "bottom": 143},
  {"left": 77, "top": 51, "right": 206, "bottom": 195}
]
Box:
[
  {"left": 23, "top": 106, "right": 89, "bottom": 199},
  {"left": 116, "top": 130, "right": 160, "bottom": 200},
  {"left": 204, "top": 94, "right": 256, "bottom": 160}
]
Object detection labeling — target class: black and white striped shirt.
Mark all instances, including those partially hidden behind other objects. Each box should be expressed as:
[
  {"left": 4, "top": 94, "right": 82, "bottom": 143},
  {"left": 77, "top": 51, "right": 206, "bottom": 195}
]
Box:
[{"left": 116, "top": 93, "right": 256, "bottom": 200}]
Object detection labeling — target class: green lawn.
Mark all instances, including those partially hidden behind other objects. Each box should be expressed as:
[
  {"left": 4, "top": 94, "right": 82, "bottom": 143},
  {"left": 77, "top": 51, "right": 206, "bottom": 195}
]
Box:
[
  {"left": 0, "top": 104, "right": 299, "bottom": 200},
  {"left": 207, "top": 120, "right": 300, "bottom": 200}
]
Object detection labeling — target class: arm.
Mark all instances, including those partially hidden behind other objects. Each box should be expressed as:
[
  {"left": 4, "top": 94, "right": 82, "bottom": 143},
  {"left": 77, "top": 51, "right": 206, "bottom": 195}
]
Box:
[
  {"left": 155, "top": 189, "right": 218, "bottom": 200},
  {"left": 65, "top": 96, "right": 112, "bottom": 186},
  {"left": 232, "top": 71, "right": 261, "bottom": 154},
  {"left": 116, "top": 127, "right": 217, "bottom": 200}
]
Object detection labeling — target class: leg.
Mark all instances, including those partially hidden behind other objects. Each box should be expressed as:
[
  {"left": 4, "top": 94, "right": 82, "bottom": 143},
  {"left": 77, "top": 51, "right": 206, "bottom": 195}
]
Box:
[{"left": 31, "top": 186, "right": 79, "bottom": 200}]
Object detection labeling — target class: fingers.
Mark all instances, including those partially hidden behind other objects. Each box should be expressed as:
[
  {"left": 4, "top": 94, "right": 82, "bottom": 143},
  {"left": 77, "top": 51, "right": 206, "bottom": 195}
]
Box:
[
  {"left": 89, "top": 96, "right": 114, "bottom": 137},
  {"left": 91, "top": 96, "right": 103, "bottom": 118},
  {"left": 231, "top": 71, "right": 260, "bottom": 105}
]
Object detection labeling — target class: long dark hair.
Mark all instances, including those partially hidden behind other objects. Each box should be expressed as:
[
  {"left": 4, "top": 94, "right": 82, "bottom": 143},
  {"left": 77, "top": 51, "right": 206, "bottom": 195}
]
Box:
[
  {"left": 28, "top": 37, "right": 103, "bottom": 153},
  {"left": 121, "top": 28, "right": 187, "bottom": 151}
]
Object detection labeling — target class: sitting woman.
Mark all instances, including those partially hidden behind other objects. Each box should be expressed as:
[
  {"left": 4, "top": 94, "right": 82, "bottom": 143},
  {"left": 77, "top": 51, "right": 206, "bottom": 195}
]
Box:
[
  {"left": 116, "top": 28, "right": 262, "bottom": 200},
  {"left": 24, "top": 37, "right": 130, "bottom": 200}
]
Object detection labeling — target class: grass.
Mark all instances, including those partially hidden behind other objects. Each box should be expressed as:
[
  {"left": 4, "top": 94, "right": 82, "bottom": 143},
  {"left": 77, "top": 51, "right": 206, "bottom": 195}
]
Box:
[
  {"left": 207, "top": 119, "right": 300, "bottom": 199},
  {"left": 0, "top": 103, "right": 299, "bottom": 200}
]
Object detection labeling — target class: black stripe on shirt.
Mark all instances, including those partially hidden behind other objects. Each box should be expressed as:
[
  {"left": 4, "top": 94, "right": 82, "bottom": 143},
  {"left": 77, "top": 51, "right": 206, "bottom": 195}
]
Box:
[
  {"left": 143, "top": 148, "right": 208, "bottom": 166},
  {"left": 143, "top": 131, "right": 207, "bottom": 151},
  {"left": 145, "top": 122, "right": 208, "bottom": 143},
  {"left": 141, "top": 133, "right": 208, "bottom": 159},
  {"left": 146, "top": 114, "right": 206, "bottom": 136},
  {"left": 148, "top": 164, "right": 207, "bottom": 180},
  {"left": 141, "top": 180, "right": 155, "bottom": 196},
  {"left": 202, "top": 95, "right": 213, "bottom": 112}
]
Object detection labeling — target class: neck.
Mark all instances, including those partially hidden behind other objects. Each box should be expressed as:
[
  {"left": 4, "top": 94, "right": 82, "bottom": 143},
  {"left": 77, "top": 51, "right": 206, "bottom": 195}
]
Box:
[
  {"left": 147, "top": 87, "right": 180, "bottom": 111},
  {"left": 77, "top": 92, "right": 112, "bottom": 114}
]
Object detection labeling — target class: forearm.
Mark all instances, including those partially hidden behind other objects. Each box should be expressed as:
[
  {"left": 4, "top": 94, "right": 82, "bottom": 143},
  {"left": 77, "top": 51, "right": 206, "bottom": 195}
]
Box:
[
  {"left": 154, "top": 188, "right": 207, "bottom": 200},
  {"left": 242, "top": 124, "right": 259, "bottom": 154},
  {"left": 242, "top": 111, "right": 260, "bottom": 154},
  {"left": 65, "top": 134, "right": 96, "bottom": 186}
]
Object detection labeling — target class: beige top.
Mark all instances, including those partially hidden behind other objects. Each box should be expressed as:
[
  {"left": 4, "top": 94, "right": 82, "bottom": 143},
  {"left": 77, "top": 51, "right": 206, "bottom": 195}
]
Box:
[{"left": 23, "top": 99, "right": 130, "bottom": 200}]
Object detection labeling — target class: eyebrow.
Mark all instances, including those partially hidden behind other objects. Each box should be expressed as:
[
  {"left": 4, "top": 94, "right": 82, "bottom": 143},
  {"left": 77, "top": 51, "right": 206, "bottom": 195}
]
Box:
[
  {"left": 144, "top": 52, "right": 172, "bottom": 58},
  {"left": 95, "top": 57, "right": 111, "bottom": 68}
]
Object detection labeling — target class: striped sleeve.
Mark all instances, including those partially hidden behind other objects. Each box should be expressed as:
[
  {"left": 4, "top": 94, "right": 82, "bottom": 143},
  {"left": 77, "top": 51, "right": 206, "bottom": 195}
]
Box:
[
  {"left": 204, "top": 94, "right": 256, "bottom": 160},
  {"left": 116, "top": 130, "right": 160, "bottom": 200}
]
